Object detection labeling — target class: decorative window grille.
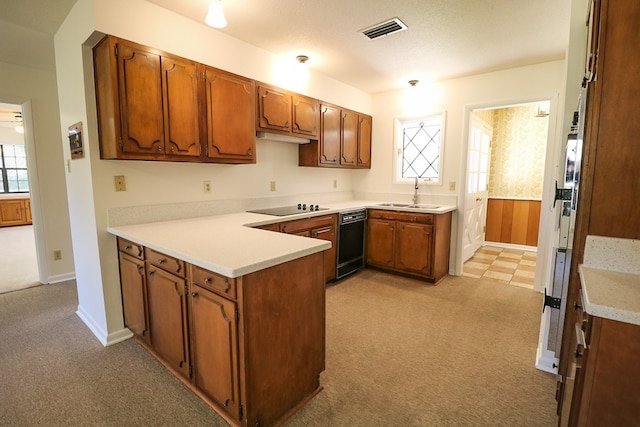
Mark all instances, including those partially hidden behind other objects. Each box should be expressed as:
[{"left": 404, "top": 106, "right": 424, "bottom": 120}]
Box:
[
  {"left": 0, "top": 144, "right": 29, "bottom": 193},
  {"left": 394, "top": 112, "right": 445, "bottom": 184}
]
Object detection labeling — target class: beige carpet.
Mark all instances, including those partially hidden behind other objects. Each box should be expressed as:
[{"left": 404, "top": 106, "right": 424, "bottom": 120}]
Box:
[
  {"left": 0, "top": 225, "right": 40, "bottom": 294},
  {"left": 0, "top": 271, "right": 558, "bottom": 426}
]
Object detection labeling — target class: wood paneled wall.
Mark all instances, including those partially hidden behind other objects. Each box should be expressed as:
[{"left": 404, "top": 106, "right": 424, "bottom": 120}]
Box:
[{"left": 485, "top": 198, "right": 541, "bottom": 247}]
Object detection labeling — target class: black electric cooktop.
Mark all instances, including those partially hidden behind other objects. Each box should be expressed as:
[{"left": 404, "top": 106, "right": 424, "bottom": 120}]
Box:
[{"left": 248, "top": 204, "right": 329, "bottom": 216}]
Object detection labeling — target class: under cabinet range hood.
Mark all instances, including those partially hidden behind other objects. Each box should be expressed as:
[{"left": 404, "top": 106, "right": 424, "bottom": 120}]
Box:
[{"left": 256, "top": 131, "right": 311, "bottom": 144}]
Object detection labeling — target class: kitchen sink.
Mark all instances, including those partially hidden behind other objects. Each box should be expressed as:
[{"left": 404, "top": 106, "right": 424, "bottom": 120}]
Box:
[{"left": 377, "top": 203, "right": 410, "bottom": 207}]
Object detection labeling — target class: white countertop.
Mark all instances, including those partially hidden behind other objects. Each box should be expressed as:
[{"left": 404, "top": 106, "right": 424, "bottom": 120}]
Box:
[
  {"left": 578, "top": 235, "right": 640, "bottom": 326},
  {"left": 107, "top": 200, "right": 456, "bottom": 279}
]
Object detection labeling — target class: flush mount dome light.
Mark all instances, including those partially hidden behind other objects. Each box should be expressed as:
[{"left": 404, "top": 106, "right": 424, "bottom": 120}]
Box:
[
  {"left": 408, "top": 80, "right": 419, "bottom": 87},
  {"left": 296, "top": 55, "right": 309, "bottom": 64},
  {"left": 205, "top": 0, "right": 227, "bottom": 28}
]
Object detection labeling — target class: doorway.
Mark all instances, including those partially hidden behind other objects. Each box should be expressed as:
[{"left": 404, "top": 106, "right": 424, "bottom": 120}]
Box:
[
  {"left": 460, "top": 101, "right": 551, "bottom": 283},
  {"left": 0, "top": 101, "right": 43, "bottom": 292}
]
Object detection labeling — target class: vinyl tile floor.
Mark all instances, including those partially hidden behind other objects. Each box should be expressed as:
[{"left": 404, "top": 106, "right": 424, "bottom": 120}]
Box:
[{"left": 462, "top": 246, "right": 537, "bottom": 288}]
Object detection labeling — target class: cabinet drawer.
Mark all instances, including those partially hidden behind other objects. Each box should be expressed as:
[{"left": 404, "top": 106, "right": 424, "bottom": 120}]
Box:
[
  {"left": 369, "top": 209, "right": 433, "bottom": 224},
  {"left": 145, "top": 247, "right": 186, "bottom": 277},
  {"left": 118, "top": 238, "right": 144, "bottom": 260},
  {"left": 280, "top": 214, "right": 336, "bottom": 234},
  {"left": 191, "top": 265, "right": 237, "bottom": 300}
]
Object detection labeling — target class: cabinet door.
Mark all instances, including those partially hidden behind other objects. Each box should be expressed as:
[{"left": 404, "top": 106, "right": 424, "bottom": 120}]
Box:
[
  {"left": 118, "top": 252, "right": 150, "bottom": 344},
  {"left": 257, "top": 85, "right": 291, "bottom": 133},
  {"left": 366, "top": 219, "right": 395, "bottom": 268},
  {"left": 319, "top": 104, "right": 340, "bottom": 166},
  {"left": 146, "top": 266, "right": 190, "bottom": 378},
  {"left": 395, "top": 222, "right": 433, "bottom": 277},
  {"left": 205, "top": 68, "right": 256, "bottom": 163},
  {"left": 189, "top": 284, "right": 241, "bottom": 420},
  {"left": 117, "top": 41, "right": 164, "bottom": 156},
  {"left": 161, "top": 56, "right": 201, "bottom": 157},
  {"left": 292, "top": 94, "right": 319, "bottom": 138},
  {"left": 0, "top": 200, "right": 27, "bottom": 226},
  {"left": 357, "top": 114, "right": 372, "bottom": 168},
  {"left": 341, "top": 109, "right": 358, "bottom": 166},
  {"left": 313, "top": 226, "right": 337, "bottom": 282}
]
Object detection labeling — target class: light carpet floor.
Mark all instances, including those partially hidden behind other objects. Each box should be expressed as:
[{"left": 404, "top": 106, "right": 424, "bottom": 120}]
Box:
[{"left": 0, "top": 225, "right": 40, "bottom": 294}]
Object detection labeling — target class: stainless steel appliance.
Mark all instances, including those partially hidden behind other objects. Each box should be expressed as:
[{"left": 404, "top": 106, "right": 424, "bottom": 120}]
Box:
[
  {"left": 336, "top": 209, "right": 367, "bottom": 279},
  {"left": 248, "top": 203, "right": 328, "bottom": 216}
]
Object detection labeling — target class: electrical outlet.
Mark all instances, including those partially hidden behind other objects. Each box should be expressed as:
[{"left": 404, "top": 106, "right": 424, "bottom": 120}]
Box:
[
  {"left": 53, "top": 250, "right": 62, "bottom": 261},
  {"left": 449, "top": 181, "right": 456, "bottom": 191},
  {"left": 333, "top": 179, "right": 337, "bottom": 189},
  {"left": 203, "top": 180, "right": 211, "bottom": 193},
  {"left": 114, "top": 175, "right": 126, "bottom": 192},
  {"left": 270, "top": 181, "right": 276, "bottom": 192}
]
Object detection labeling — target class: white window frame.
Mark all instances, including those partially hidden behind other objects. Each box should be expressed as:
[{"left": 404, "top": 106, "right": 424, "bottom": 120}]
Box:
[{"left": 393, "top": 111, "right": 446, "bottom": 185}]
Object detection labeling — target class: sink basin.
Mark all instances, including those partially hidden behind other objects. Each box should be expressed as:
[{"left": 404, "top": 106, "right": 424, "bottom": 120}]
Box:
[
  {"left": 407, "top": 204, "right": 441, "bottom": 209},
  {"left": 377, "top": 203, "right": 410, "bottom": 207}
]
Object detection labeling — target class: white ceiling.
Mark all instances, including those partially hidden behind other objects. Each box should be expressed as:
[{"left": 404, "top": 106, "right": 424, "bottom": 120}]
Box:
[{"left": 0, "top": 0, "right": 570, "bottom": 94}]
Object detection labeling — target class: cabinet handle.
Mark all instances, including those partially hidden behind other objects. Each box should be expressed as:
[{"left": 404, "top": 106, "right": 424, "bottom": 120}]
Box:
[
  {"left": 574, "top": 302, "right": 582, "bottom": 310},
  {"left": 191, "top": 292, "right": 198, "bottom": 298},
  {"left": 136, "top": 265, "right": 143, "bottom": 273},
  {"left": 158, "top": 258, "right": 166, "bottom": 265},
  {"left": 575, "top": 346, "right": 584, "bottom": 358},
  {"left": 204, "top": 277, "right": 211, "bottom": 284},
  {"left": 125, "top": 245, "right": 132, "bottom": 250}
]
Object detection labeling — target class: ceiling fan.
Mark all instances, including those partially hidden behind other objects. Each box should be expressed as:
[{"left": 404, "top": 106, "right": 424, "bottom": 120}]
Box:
[{"left": 0, "top": 110, "right": 25, "bottom": 133}]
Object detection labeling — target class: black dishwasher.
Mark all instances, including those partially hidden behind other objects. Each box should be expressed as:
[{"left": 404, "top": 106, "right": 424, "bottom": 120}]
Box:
[{"left": 336, "top": 209, "right": 367, "bottom": 279}]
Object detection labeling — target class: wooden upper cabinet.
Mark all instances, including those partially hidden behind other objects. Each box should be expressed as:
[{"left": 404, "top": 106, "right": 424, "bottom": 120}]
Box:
[
  {"left": 114, "top": 40, "right": 165, "bottom": 158},
  {"left": 341, "top": 109, "right": 358, "bottom": 167},
  {"left": 161, "top": 56, "right": 202, "bottom": 157},
  {"left": 299, "top": 103, "right": 372, "bottom": 169},
  {"left": 357, "top": 114, "right": 372, "bottom": 168},
  {"left": 292, "top": 94, "right": 320, "bottom": 137},
  {"left": 256, "top": 84, "right": 319, "bottom": 139},
  {"left": 205, "top": 67, "right": 256, "bottom": 163}
]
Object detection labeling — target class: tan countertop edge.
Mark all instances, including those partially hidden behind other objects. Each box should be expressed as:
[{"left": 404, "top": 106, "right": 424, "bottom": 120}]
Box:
[
  {"left": 579, "top": 265, "right": 640, "bottom": 326},
  {"left": 107, "top": 200, "right": 456, "bottom": 279}
]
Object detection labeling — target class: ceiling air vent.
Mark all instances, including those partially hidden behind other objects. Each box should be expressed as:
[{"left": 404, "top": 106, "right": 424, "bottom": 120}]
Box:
[{"left": 360, "top": 17, "right": 408, "bottom": 40}]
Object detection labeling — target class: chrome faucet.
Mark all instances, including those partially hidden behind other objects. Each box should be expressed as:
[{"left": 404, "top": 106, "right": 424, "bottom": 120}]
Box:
[{"left": 412, "top": 177, "right": 419, "bottom": 205}]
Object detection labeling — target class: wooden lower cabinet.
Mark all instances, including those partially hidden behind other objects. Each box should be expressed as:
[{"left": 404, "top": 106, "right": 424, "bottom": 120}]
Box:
[
  {"left": 115, "top": 237, "right": 325, "bottom": 426},
  {"left": 275, "top": 214, "right": 337, "bottom": 283},
  {"left": 366, "top": 209, "right": 451, "bottom": 283},
  {"left": 558, "top": 286, "right": 640, "bottom": 426},
  {"left": 146, "top": 264, "right": 190, "bottom": 378},
  {"left": 0, "top": 198, "right": 32, "bottom": 227}
]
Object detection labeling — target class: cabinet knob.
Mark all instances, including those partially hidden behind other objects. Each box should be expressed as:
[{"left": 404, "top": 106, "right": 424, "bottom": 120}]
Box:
[
  {"left": 191, "top": 292, "right": 198, "bottom": 298},
  {"left": 573, "top": 302, "right": 582, "bottom": 310},
  {"left": 158, "top": 258, "right": 166, "bottom": 265},
  {"left": 125, "top": 245, "right": 132, "bottom": 250},
  {"left": 204, "top": 277, "right": 211, "bottom": 284}
]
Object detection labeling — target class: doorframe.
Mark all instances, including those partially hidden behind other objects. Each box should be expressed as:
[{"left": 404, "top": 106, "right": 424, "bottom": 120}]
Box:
[
  {"left": 456, "top": 95, "right": 561, "bottom": 295},
  {"left": 19, "top": 99, "right": 48, "bottom": 283}
]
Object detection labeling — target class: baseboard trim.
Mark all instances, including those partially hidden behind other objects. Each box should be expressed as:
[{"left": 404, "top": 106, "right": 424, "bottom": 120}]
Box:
[
  {"left": 47, "top": 272, "right": 76, "bottom": 284},
  {"left": 535, "top": 346, "right": 559, "bottom": 374},
  {"left": 484, "top": 242, "right": 537, "bottom": 253},
  {"left": 107, "top": 328, "right": 134, "bottom": 346},
  {"left": 76, "top": 304, "right": 109, "bottom": 346}
]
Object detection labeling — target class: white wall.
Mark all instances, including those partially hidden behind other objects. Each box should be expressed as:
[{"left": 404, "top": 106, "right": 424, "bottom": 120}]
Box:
[
  {"left": 54, "top": 0, "right": 373, "bottom": 345},
  {"left": 0, "top": 62, "right": 75, "bottom": 282},
  {"left": 362, "top": 60, "right": 566, "bottom": 281}
]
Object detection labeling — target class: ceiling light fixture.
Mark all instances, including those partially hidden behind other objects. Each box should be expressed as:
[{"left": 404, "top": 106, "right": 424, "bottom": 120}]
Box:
[
  {"left": 296, "top": 55, "right": 309, "bottom": 64},
  {"left": 205, "top": 0, "right": 227, "bottom": 29},
  {"left": 408, "top": 80, "right": 419, "bottom": 87}
]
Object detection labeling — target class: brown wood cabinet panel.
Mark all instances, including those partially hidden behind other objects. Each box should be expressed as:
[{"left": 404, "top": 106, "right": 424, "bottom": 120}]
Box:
[
  {"left": 312, "top": 226, "right": 337, "bottom": 282},
  {"left": 395, "top": 222, "right": 433, "bottom": 276},
  {"left": 357, "top": 114, "right": 372, "bottom": 168},
  {"left": 0, "top": 199, "right": 31, "bottom": 226},
  {"left": 366, "top": 218, "right": 395, "bottom": 268},
  {"left": 292, "top": 94, "right": 319, "bottom": 138},
  {"left": 526, "top": 201, "right": 541, "bottom": 246},
  {"left": 256, "top": 85, "right": 292, "bottom": 133},
  {"left": 145, "top": 247, "right": 186, "bottom": 277},
  {"left": 485, "top": 199, "right": 503, "bottom": 242},
  {"left": 241, "top": 252, "right": 325, "bottom": 426},
  {"left": 161, "top": 56, "right": 201, "bottom": 157},
  {"left": 116, "top": 41, "right": 165, "bottom": 156},
  {"left": 205, "top": 68, "right": 256, "bottom": 163},
  {"left": 191, "top": 264, "right": 237, "bottom": 300},
  {"left": 341, "top": 109, "right": 358, "bottom": 166},
  {"left": 146, "top": 265, "right": 190, "bottom": 378},
  {"left": 189, "top": 283, "right": 241, "bottom": 420},
  {"left": 511, "top": 201, "right": 529, "bottom": 245},
  {"left": 117, "top": 238, "right": 144, "bottom": 259},
  {"left": 318, "top": 104, "right": 341, "bottom": 166},
  {"left": 118, "top": 251, "right": 150, "bottom": 344}
]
